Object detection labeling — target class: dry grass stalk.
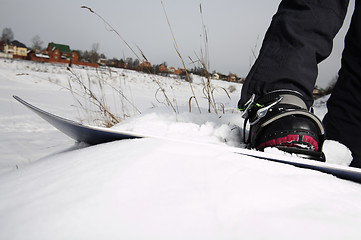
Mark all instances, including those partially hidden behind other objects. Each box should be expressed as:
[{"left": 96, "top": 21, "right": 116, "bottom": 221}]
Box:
[
  {"left": 81, "top": 6, "right": 142, "bottom": 61},
  {"left": 191, "top": 4, "right": 232, "bottom": 114},
  {"left": 161, "top": 1, "right": 202, "bottom": 114},
  {"left": 82, "top": 5, "right": 178, "bottom": 114},
  {"left": 66, "top": 67, "right": 122, "bottom": 127}
]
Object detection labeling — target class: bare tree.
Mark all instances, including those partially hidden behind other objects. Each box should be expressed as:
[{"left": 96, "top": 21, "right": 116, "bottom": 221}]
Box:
[
  {"left": 31, "top": 35, "right": 43, "bottom": 52},
  {"left": 89, "top": 43, "right": 100, "bottom": 63},
  {"left": 125, "top": 57, "right": 134, "bottom": 68},
  {"left": 133, "top": 59, "right": 140, "bottom": 69},
  {"left": 1, "top": 28, "right": 14, "bottom": 42}
]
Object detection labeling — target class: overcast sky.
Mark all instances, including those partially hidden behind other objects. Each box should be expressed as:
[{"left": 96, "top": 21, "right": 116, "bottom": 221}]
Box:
[{"left": 0, "top": 0, "right": 355, "bottom": 88}]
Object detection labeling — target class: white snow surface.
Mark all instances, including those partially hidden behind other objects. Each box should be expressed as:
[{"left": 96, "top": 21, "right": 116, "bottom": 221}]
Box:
[{"left": 1, "top": 59, "right": 361, "bottom": 240}]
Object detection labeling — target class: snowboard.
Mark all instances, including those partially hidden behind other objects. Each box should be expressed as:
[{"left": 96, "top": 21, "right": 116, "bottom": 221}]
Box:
[
  {"left": 14, "top": 95, "right": 361, "bottom": 184},
  {"left": 13, "top": 95, "right": 146, "bottom": 145}
]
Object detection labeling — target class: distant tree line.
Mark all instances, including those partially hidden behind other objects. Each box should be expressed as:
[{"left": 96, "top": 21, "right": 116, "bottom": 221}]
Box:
[
  {"left": 1, "top": 27, "right": 240, "bottom": 82},
  {"left": 1, "top": 28, "right": 44, "bottom": 53}
]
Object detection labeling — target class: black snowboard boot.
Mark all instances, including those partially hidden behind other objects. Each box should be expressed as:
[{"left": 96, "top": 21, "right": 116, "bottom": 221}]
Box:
[{"left": 239, "top": 90, "right": 325, "bottom": 161}]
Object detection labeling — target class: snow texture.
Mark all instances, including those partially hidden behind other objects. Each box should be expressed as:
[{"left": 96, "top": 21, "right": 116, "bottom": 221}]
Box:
[{"left": 1, "top": 59, "right": 361, "bottom": 240}]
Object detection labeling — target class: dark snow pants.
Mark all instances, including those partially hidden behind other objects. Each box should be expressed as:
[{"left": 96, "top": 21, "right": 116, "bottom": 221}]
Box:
[{"left": 239, "top": 0, "right": 361, "bottom": 167}]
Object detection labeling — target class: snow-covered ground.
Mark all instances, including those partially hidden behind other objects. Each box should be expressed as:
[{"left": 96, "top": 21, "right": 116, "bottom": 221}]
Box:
[{"left": 1, "top": 59, "right": 361, "bottom": 239}]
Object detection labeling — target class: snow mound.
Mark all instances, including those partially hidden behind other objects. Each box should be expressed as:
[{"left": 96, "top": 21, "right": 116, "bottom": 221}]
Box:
[
  {"left": 323, "top": 140, "right": 353, "bottom": 166},
  {"left": 1, "top": 139, "right": 361, "bottom": 240},
  {"left": 112, "top": 111, "right": 244, "bottom": 147}
]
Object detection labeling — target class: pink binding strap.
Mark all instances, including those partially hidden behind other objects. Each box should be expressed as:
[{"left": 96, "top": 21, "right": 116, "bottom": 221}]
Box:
[{"left": 257, "top": 134, "right": 318, "bottom": 151}]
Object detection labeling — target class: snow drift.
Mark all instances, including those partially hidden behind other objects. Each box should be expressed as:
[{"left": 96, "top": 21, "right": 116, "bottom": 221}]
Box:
[{"left": 1, "top": 59, "right": 361, "bottom": 240}]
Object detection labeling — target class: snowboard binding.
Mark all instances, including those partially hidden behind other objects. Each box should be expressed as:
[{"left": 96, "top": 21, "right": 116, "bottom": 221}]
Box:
[{"left": 239, "top": 90, "right": 326, "bottom": 161}]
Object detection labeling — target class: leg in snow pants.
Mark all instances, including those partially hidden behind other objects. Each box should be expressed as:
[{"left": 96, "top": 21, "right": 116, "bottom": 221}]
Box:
[{"left": 239, "top": 0, "right": 361, "bottom": 167}]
